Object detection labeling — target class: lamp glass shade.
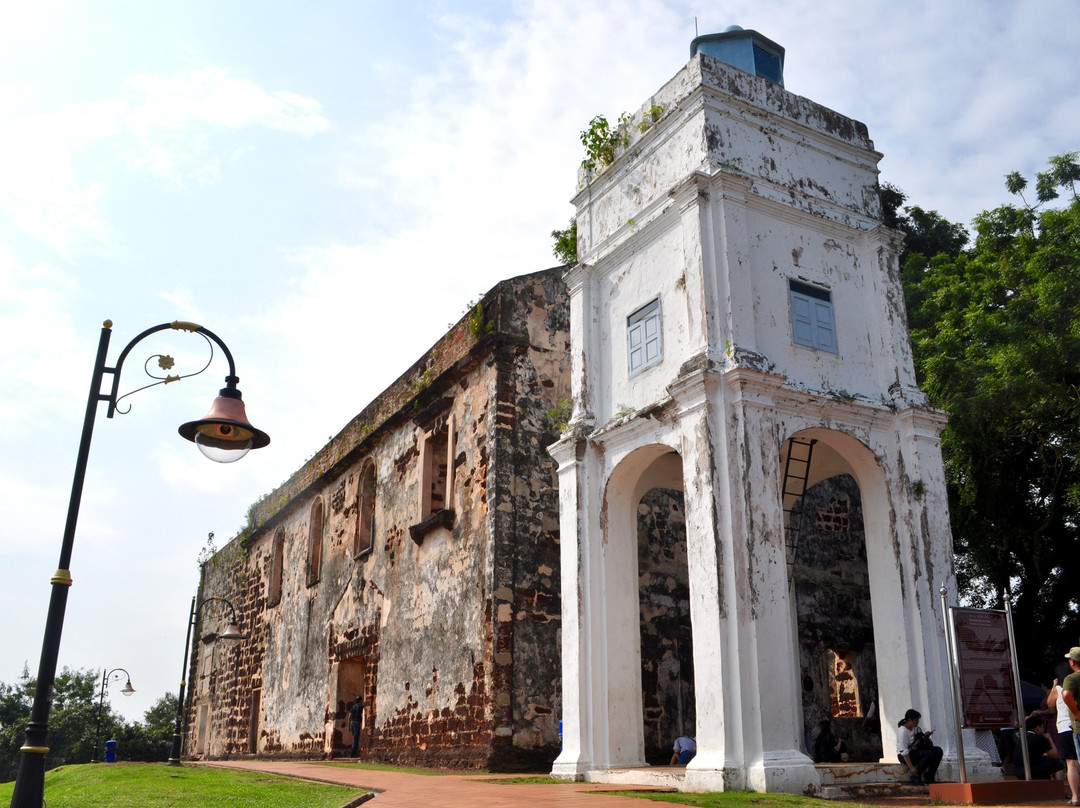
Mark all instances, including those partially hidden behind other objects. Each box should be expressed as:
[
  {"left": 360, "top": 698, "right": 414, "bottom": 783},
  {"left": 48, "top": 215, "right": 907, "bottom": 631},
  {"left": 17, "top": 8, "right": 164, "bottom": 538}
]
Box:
[
  {"left": 179, "top": 390, "right": 269, "bottom": 464},
  {"left": 195, "top": 430, "right": 252, "bottom": 463},
  {"left": 221, "top": 623, "right": 244, "bottom": 640},
  {"left": 120, "top": 681, "right": 135, "bottom": 696}
]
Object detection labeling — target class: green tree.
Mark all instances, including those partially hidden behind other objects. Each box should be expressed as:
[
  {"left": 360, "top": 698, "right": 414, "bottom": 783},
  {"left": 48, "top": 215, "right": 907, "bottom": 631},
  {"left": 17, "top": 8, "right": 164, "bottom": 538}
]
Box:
[
  {"left": 115, "top": 693, "right": 178, "bottom": 762},
  {"left": 901, "top": 153, "right": 1080, "bottom": 670},
  {"left": 551, "top": 217, "right": 577, "bottom": 265},
  {"left": 0, "top": 666, "right": 120, "bottom": 782}
]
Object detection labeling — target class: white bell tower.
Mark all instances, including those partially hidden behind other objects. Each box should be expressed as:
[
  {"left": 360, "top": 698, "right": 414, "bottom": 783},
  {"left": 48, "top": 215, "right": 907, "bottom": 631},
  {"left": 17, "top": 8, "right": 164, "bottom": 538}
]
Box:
[{"left": 551, "top": 27, "right": 976, "bottom": 793}]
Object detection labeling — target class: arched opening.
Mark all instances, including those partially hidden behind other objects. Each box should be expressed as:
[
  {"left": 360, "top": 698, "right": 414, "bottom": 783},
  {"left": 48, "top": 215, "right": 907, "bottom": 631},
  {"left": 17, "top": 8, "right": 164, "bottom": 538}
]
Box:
[
  {"left": 599, "top": 444, "right": 690, "bottom": 768},
  {"left": 356, "top": 462, "right": 376, "bottom": 558},
  {"left": 782, "top": 433, "right": 883, "bottom": 763},
  {"left": 638, "top": 485, "right": 694, "bottom": 764},
  {"left": 307, "top": 498, "right": 324, "bottom": 586},
  {"left": 268, "top": 529, "right": 285, "bottom": 606}
]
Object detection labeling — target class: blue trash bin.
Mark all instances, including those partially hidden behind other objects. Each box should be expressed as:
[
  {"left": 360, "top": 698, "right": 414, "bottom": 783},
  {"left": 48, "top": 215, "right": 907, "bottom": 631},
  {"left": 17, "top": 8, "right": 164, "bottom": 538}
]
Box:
[{"left": 104, "top": 740, "right": 118, "bottom": 763}]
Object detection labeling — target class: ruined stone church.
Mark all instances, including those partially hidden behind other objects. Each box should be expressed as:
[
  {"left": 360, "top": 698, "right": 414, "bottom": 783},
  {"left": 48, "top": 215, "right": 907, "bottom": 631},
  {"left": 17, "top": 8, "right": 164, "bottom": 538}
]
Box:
[{"left": 189, "top": 28, "right": 971, "bottom": 793}]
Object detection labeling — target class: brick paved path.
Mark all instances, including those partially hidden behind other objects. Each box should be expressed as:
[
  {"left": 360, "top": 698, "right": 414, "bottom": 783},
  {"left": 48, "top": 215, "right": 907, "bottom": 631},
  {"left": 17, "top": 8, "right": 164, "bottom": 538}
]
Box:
[
  {"left": 204, "top": 760, "right": 675, "bottom": 807},
  {"left": 206, "top": 760, "right": 1074, "bottom": 808}
]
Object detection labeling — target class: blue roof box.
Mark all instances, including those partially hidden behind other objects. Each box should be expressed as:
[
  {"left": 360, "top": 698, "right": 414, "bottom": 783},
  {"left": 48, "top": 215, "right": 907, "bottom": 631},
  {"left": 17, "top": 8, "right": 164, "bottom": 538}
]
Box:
[{"left": 690, "top": 26, "right": 785, "bottom": 87}]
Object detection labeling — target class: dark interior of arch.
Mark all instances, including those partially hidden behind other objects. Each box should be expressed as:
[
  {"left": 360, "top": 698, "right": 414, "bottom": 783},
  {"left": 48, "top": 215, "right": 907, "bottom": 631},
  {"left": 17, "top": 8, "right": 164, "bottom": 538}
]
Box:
[
  {"left": 637, "top": 487, "right": 695, "bottom": 764},
  {"left": 792, "top": 473, "right": 883, "bottom": 763}
]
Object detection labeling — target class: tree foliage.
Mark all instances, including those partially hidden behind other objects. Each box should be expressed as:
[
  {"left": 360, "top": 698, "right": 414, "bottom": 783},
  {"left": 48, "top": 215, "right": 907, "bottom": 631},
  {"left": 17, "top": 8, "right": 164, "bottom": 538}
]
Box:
[
  {"left": 551, "top": 217, "right": 577, "bottom": 266},
  {"left": 0, "top": 667, "right": 178, "bottom": 783},
  {"left": 893, "top": 153, "right": 1080, "bottom": 671}
]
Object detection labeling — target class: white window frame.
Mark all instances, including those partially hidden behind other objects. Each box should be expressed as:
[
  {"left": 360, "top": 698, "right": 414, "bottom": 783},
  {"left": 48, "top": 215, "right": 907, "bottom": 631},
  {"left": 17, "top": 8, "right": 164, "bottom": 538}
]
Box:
[
  {"left": 789, "top": 280, "right": 837, "bottom": 354},
  {"left": 627, "top": 298, "right": 662, "bottom": 375}
]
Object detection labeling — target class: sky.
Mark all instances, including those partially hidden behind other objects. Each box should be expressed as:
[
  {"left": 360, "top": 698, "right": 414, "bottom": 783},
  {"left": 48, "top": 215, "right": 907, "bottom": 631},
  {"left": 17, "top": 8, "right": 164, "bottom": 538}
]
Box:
[{"left": 0, "top": 0, "right": 1076, "bottom": 726}]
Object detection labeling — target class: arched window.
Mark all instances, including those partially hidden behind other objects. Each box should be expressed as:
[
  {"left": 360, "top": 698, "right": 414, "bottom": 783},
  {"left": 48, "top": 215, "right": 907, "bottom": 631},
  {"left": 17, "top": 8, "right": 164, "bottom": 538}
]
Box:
[
  {"left": 268, "top": 529, "right": 285, "bottom": 606},
  {"left": 356, "top": 462, "right": 376, "bottom": 559},
  {"left": 307, "top": 498, "right": 324, "bottom": 586}
]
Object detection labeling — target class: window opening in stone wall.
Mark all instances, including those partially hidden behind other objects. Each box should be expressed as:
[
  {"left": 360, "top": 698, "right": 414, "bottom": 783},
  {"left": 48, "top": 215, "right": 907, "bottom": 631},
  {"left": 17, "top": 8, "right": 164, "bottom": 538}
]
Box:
[
  {"left": 268, "top": 529, "right": 285, "bottom": 606},
  {"left": 424, "top": 430, "right": 448, "bottom": 518},
  {"left": 409, "top": 412, "right": 457, "bottom": 544},
  {"left": 816, "top": 493, "right": 851, "bottom": 534},
  {"left": 789, "top": 280, "right": 837, "bottom": 353},
  {"left": 628, "top": 298, "right": 662, "bottom": 375},
  {"left": 307, "top": 498, "right": 324, "bottom": 586},
  {"left": 828, "top": 649, "right": 861, "bottom": 718},
  {"left": 355, "top": 462, "right": 376, "bottom": 558}
]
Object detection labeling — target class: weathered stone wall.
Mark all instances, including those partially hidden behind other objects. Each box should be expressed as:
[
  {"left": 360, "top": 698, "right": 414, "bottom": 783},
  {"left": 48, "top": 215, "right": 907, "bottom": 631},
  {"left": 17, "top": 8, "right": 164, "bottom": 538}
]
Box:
[
  {"left": 792, "top": 473, "right": 882, "bottom": 762},
  {"left": 187, "top": 268, "right": 569, "bottom": 769},
  {"left": 637, "top": 487, "right": 694, "bottom": 763}
]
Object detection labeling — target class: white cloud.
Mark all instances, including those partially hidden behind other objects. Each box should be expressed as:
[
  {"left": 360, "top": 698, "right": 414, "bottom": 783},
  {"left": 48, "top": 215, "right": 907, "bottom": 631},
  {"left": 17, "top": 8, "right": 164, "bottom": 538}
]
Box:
[{"left": 0, "top": 64, "right": 330, "bottom": 256}]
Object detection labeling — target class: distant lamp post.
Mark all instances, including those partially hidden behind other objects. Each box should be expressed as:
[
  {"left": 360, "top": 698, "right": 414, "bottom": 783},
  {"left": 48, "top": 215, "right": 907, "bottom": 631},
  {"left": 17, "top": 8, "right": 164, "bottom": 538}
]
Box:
[
  {"left": 10, "top": 321, "right": 269, "bottom": 808},
  {"left": 168, "top": 595, "right": 244, "bottom": 766},
  {"left": 91, "top": 668, "right": 135, "bottom": 764}
]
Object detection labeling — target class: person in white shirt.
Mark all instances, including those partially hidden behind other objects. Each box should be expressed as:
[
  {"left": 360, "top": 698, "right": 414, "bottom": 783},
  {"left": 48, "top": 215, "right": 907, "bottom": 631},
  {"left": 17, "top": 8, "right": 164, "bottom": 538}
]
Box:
[
  {"left": 1048, "top": 676, "right": 1079, "bottom": 804},
  {"left": 896, "top": 708, "right": 942, "bottom": 784}
]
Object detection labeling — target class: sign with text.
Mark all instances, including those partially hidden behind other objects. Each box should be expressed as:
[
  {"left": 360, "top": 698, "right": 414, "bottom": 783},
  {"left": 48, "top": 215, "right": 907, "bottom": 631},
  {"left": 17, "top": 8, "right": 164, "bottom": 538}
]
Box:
[{"left": 951, "top": 607, "right": 1017, "bottom": 729}]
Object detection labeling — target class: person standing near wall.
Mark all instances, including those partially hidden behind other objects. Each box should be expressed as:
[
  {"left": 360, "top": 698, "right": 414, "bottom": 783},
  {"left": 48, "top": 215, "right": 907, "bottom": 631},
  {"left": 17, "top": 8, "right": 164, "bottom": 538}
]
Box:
[
  {"left": 1058, "top": 649, "right": 1080, "bottom": 805},
  {"left": 349, "top": 695, "right": 364, "bottom": 758}
]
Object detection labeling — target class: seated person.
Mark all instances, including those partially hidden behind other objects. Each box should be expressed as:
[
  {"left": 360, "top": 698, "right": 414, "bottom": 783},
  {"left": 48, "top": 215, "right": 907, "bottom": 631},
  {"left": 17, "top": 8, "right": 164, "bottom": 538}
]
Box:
[
  {"left": 670, "top": 735, "right": 697, "bottom": 766},
  {"left": 1019, "top": 715, "right": 1065, "bottom": 780},
  {"left": 813, "top": 720, "right": 849, "bottom": 763},
  {"left": 896, "top": 708, "right": 943, "bottom": 785}
]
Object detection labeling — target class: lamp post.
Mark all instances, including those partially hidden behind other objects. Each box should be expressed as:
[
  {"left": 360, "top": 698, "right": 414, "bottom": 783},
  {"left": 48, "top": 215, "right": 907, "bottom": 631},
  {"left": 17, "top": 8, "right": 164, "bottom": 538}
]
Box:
[
  {"left": 10, "top": 320, "right": 269, "bottom": 808},
  {"left": 168, "top": 595, "right": 244, "bottom": 765},
  {"left": 90, "top": 668, "right": 135, "bottom": 764}
]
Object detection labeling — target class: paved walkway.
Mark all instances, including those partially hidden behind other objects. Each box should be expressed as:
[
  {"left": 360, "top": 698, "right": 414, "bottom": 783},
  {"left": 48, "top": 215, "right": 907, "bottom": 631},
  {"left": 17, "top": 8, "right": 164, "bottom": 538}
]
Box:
[
  {"left": 205, "top": 760, "right": 1074, "bottom": 808},
  {"left": 204, "top": 760, "right": 678, "bottom": 807}
]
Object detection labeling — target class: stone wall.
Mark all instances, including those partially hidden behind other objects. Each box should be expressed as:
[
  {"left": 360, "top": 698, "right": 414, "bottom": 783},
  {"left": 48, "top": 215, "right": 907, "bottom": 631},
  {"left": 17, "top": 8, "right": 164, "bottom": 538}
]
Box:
[
  {"left": 792, "top": 473, "right": 883, "bottom": 762},
  {"left": 187, "top": 268, "right": 570, "bottom": 770}
]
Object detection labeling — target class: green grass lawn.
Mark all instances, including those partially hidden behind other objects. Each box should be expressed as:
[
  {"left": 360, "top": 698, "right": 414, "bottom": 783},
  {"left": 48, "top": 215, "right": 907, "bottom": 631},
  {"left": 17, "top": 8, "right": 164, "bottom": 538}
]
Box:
[{"left": 0, "top": 763, "right": 365, "bottom": 808}]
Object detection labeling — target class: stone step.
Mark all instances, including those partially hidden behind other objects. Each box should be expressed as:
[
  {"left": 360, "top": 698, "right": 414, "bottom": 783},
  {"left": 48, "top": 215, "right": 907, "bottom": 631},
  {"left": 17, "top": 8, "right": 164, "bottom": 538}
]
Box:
[
  {"left": 817, "top": 781, "right": 930, "bottom": 801},
  {"left": 584, "top": 767, "right": 683, "bottom": 790},
  {"left": 815, "top": 761, "right": 909, "bottom": 785}
]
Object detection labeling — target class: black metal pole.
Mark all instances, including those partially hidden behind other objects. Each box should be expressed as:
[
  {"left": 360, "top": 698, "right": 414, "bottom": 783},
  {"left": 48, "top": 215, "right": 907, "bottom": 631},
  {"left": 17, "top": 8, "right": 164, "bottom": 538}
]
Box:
[
  {"left": 91, "top": 670, "right": 107, "bottom": 764},
  {"left": 168, "top": 596, "right": 197, "bottom": 766},
  {"left": 10, "top": 323, "right": 112, "bottom": 808}
]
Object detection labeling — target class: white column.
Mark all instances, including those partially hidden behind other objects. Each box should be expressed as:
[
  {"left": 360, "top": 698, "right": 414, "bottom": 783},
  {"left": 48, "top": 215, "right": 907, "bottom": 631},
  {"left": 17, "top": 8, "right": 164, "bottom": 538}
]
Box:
[{"left": 550, "top": 435, "right": 594, "bottom": 778}]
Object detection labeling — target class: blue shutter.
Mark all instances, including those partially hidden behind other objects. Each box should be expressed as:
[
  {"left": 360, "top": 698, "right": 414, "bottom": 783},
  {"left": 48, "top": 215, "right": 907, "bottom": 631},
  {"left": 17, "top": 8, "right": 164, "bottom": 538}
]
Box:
[
  {"left": 789, "top": 283, "right": 837, "bottom": 353},
  {"left": 627, "top": 299, "right": 662, "bottom": 374}
]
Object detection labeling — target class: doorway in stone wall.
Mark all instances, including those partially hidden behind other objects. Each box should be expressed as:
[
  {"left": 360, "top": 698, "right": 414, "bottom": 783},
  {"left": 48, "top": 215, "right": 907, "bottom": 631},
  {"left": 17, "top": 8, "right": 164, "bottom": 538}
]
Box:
[
  {"left": 337, "top": 659, "right": 367, "bottom": 755},
  {"left": 639, "top": 487, "right": 695, "bottom": 765},
  {"left": 787, "top": 470, "right": 882, "bottom": 763},
  {"left": 248, "top": 688, "right": 261, "bottom": 754}
]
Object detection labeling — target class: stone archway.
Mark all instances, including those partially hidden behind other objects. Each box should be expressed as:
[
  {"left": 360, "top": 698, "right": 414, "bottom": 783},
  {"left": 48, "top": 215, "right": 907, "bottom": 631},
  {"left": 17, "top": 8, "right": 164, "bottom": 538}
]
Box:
[
  {"left": 595, "top": 444, "right": 687, "bottom": 768},
  {"left": 638, "top": 486, "right": 694, "bottom": 763},
  {"left": 780, "top": 428, "right": 910, "bottom": 765},
  {"left": 788, "top": 471, "right": 882, "bottom": 762}
]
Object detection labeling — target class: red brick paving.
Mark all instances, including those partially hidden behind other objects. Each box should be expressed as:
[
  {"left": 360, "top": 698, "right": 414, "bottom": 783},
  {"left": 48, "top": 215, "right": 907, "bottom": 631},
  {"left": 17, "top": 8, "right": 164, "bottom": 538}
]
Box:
[
  {"left": 203, "top": 760, "right": 677, "bottom": 807},
  {"left": 204, "top": 760, "right": 1075, "bottom": 807}
]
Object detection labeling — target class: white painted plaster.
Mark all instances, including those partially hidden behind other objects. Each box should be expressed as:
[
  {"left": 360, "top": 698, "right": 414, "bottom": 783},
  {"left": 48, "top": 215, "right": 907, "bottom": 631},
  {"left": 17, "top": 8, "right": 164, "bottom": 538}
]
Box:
[{"left": 553, "top": 49, "right": 982, "bottom": 794}]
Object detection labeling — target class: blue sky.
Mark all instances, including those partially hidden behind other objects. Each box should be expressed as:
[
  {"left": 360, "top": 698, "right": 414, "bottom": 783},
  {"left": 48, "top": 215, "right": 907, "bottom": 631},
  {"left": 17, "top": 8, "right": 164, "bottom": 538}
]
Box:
[{"left": 0, "top": 0, "right": 1076, "bottom": 724}]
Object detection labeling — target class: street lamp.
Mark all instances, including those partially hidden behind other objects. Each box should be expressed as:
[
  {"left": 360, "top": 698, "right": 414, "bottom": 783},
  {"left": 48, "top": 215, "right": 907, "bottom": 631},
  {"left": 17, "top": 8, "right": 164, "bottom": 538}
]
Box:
[
  {"left": 10, "top": 320, "right": 269, "bottom": 808},
  {"left": 91, "top": 668, "right": 135, "bottom": 764},
  {"left": 168, "top": 595, "right": 244, "bottom": 766}
]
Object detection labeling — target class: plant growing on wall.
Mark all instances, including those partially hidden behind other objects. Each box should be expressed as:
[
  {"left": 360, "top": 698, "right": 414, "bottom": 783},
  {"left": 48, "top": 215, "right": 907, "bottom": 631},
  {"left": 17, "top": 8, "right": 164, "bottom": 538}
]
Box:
[
  {"left": 544, "top": 398, "right": 572, "bottom": 435},
  {"left": 580, "top": 113, "right": 631, "bottom": 172},
  {"left": 637, "top": 103, "right": 666, "bottom": 133},
  {"left": 551, "top": 218, "right": 577, "bottom": 265}
]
